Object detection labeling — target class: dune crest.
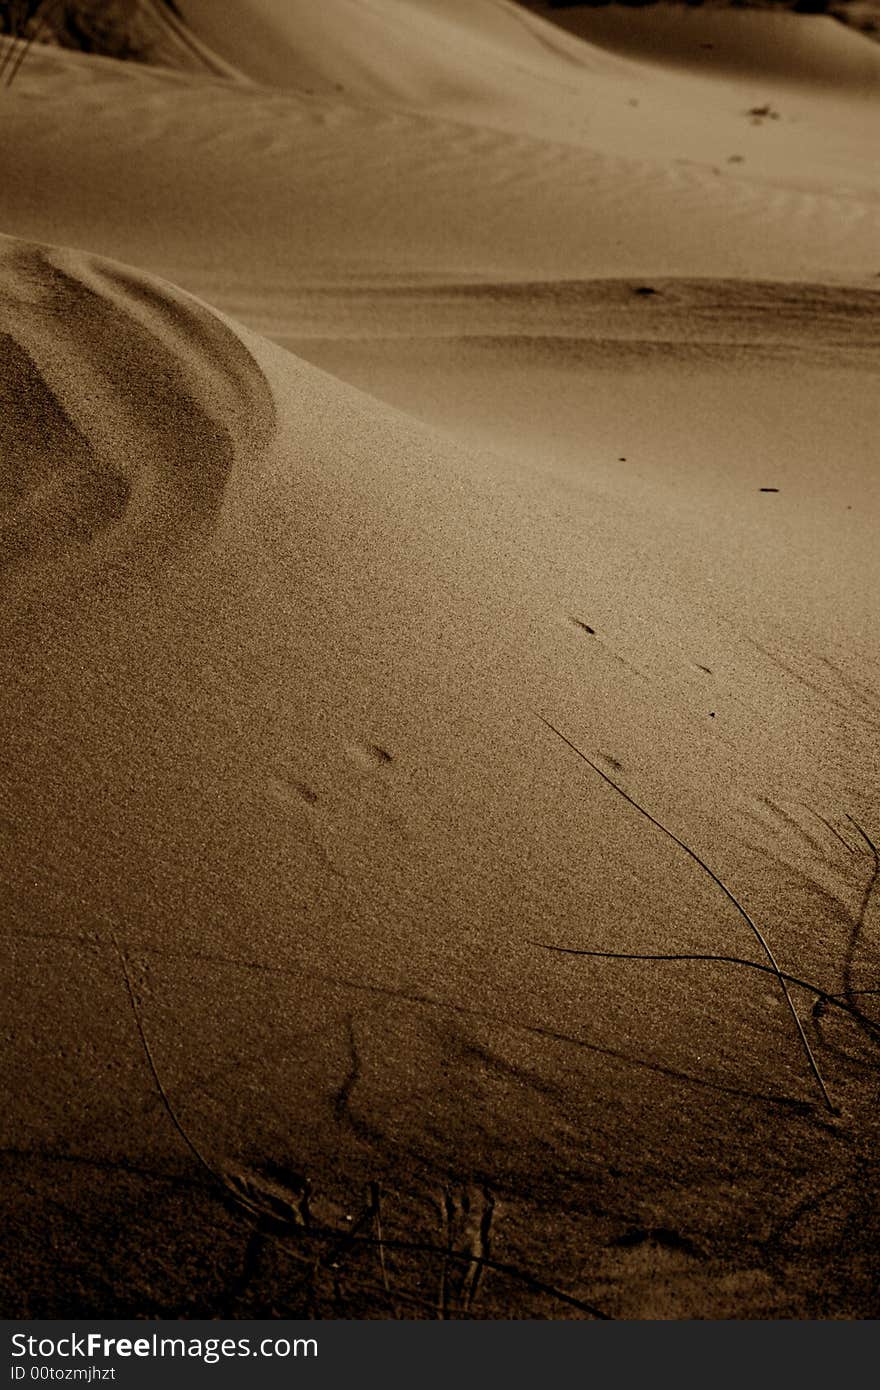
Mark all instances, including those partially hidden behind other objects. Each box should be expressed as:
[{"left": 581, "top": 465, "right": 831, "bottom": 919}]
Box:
[
  {"left": 0, "top": 238, "right": 274, "bottom": 578},
  {"left": 525, "top": 5, "right": 880, "bottom": 92}
]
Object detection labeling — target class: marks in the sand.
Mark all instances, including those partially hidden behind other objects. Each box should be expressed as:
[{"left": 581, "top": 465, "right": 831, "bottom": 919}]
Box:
[
  {"left": 270, "top": 773, "right": 320, "bottom": 808},
  {"left": 213, "top": 1162, "right": 609, "bottom": 1318},
  {"left": 632, "top": 285, "right": 658, "bottom": 297},
  {"left": 612, "top": 1226, "right": 701, "bottom": 1259},
  {"left": 759, "top": 486, "right": 779, "bottom": 493},
  {"left": 684, "top": 655, "right": 718, "bottom": 713},
  {"left": 751, "top": 793, "right": 863, "bottom": 865},
  {"left": 333, "top": 1017, "right": 363, "bottom": 1128},
  {"left": 330, "top": 1016, "right": 383, "bottom": 1148},
  {"left": 349, "top": 742, "right": 395, "bottom": 770},
  {"left": 225, "top": 1164, "right": 313, "bottom": 1230},
  {"left": 746, "top": 103, "right": 781, "bottom": 125},
  {"left": 566, "top": 614, "right": 646, "bottom": 681},
  {"left": 0, "top": 238, "right": 276, "bottom": 576},
  {"left": 291, "top": 781, "right": 319, "bottom": 805},
  {"left": 599, "top": 1223, "right": 709, "bottom": 1314},
  {"left": 438, "top": 1184, "right": 496, "bottom": 1320}
]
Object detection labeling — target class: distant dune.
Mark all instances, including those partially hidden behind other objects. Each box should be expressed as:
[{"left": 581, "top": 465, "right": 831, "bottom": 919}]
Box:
[
  {"left": 527, "top": 1, "right": 880, "bottom": 44},
  {"left": 0, "top": 0, "right": 878, "bottom": 1319},
  {"left": 524, "top": 4, "right": 880, "bottom": 80}
]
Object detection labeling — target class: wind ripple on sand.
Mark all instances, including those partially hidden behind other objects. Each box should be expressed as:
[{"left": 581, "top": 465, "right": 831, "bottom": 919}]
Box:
[{"left": 0, "top": 239, "right": 275, "bottom": 578}]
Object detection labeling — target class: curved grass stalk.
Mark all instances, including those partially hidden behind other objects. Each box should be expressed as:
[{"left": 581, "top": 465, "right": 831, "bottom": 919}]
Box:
[
  {"left": 536, "top": 713, "right": 835, "bottom": 1112},
  {"left": 3, "top": 0, "right": 63, "bottom": 88},
  {"left": 534, "top": 943, "right": 880, "bottom": 1043},
  {"left": 109, "top": 927, "right": 222, "bottom": 1183}
]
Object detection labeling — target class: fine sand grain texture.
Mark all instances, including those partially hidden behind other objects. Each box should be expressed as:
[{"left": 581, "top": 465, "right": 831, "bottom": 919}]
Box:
[{"left": 0, "top": 1, "right": 878, "bottom": 1318}]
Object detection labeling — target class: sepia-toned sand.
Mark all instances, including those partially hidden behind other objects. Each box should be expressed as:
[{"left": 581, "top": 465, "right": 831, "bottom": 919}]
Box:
[{"left": 0, "top": 1, "right": 878, "bottom": 1318}]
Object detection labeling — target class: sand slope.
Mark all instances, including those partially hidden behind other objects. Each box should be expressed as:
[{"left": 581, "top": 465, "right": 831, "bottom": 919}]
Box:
[{"left": 0, "top": 1, "right": 879, "bottom": 1318}]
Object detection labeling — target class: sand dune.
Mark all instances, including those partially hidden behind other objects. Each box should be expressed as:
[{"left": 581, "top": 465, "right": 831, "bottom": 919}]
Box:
[
  {"left": 1, "top": 0, "right": 878, "bottom": 1319},
  {"left": 173, "top": 0, "right": 639, "bottom": 112},
  {"left": 2, "top": 5, "right": 878, "bottom": 295},
  {"left": 525, "top": 5, "right": 880, "bottom": 93}
]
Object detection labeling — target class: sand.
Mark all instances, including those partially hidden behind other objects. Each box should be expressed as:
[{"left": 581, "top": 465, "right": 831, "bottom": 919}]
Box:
[{"left": 0, "top": 1, "right": 878, "bottom": 1319}]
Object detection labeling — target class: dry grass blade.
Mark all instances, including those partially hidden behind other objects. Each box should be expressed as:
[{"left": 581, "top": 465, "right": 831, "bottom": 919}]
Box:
[
  {"left": 109, "top": 928, "right": 222, "bottom": 1182},
  {"left": 1, "top": 0, "right": 58, "bottom": 88},
  {"left": 368, "top": 1181, "right": 399, "bottom": 1318},
  {"left": 536, "top": 713, "right": 835, "bottom": 1112},
  {"left": 534, "top": 943, "right": 880, "bottom": 1043}
]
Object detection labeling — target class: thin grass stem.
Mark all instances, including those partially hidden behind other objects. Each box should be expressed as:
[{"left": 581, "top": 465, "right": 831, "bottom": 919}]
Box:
[{"left": 536, "top": 713, "right": 835, "bottom": 1112}]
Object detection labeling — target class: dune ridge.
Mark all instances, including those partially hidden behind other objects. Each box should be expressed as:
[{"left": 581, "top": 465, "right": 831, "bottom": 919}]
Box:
[
  {"left": 0, "top": 239, "right": 274, "bottom": 579},
  {"left": 524, "top": 5, "right": 880, "bottom": 90}
]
